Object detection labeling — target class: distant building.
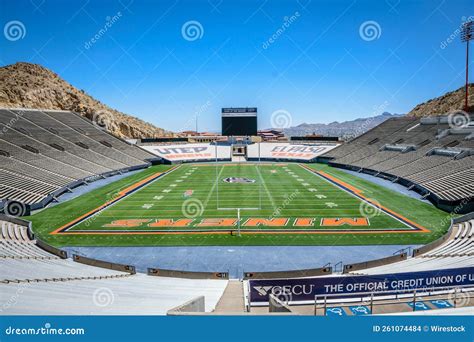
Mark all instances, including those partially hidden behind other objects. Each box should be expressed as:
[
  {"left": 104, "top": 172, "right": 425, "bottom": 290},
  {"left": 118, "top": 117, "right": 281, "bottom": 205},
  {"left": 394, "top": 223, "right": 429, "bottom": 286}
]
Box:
[{"left": 257, "top": 129, "right": 286, "bottom": 141}]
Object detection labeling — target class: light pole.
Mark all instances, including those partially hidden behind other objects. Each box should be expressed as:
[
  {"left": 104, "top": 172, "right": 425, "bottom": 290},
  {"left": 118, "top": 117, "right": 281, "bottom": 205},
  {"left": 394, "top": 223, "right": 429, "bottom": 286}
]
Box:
[{"left": 461, "top": 20, "right": 473, "bottom": 111}]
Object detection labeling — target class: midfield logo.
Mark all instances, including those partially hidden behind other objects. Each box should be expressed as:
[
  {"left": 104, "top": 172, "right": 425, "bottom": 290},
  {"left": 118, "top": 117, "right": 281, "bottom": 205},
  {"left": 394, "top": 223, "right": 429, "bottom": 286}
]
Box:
[
  {"left": 183, "top": 189, "right": 194, "bottom": 197},
  {"left": 223, "top": 177, "right": 256, "bottom": 184}
]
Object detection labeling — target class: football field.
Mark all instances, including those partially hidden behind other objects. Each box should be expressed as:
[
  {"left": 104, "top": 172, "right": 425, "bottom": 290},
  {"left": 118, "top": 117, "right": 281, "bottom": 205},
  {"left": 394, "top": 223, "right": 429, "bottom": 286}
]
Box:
[{"left": 28, "top": 163, "right": 452, "bottom": 246}]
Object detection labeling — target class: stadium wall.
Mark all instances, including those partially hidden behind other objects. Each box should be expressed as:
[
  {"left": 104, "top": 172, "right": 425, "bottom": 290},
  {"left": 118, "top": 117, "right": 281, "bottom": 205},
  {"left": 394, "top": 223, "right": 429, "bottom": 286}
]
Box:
[
  {"left": 148, "top": 268, "right": 229, "bottom": 280},
  {"left": 166, "top": 296, "right": 206, "bottom": 315},
  {"left": 244, "top": 266, "right": 332, "bottom": 280},
  {"left": 269, "top": 295, "right": 293, "bottom": 313},
  {"left": 343, "top": 252, "right": 408, "bottom": 274},
  {"left": 36, "top": 238, "right": 68, "bottom": 258},
  {"left": 73, "top": 254, "right": 136, "bottom": 274}
]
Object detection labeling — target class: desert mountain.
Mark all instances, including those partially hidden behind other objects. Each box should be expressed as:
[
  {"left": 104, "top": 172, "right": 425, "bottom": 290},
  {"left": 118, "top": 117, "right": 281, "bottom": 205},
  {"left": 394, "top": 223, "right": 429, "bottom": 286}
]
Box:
[
  {"left": 0, "top": 62, "right": 169, "bottom": 139},
  {"left": 282, "top": 112, "right": 402, "bottom": 139},
  {"left": 407, "top": 83, "right": 474, "bottom": 117}
]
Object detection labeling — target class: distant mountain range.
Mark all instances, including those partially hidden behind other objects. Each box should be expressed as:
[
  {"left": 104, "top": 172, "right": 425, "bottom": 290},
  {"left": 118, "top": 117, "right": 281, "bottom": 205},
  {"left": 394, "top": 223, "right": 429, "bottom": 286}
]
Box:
[{"left": 282, "top": 112, "right": 403, "bottom": 139}]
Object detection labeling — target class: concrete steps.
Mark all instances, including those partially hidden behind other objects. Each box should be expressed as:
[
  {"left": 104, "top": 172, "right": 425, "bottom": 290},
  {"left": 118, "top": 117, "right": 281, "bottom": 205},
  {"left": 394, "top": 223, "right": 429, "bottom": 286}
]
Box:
[{"left": 213, "top": 280, "right": 245, "bottom": 313}]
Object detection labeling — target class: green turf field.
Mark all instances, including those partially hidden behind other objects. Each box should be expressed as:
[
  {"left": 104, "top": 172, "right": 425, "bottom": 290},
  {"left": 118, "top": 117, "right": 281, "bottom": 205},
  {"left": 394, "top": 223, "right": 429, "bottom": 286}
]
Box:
[{"left": 26, "top": 163, "right": 453, "bottom": 247}]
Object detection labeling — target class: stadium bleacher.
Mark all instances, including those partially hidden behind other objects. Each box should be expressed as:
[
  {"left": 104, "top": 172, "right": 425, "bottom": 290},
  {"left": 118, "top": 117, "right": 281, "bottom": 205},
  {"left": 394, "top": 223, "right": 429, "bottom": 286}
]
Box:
[
  {"left": 0, "top": 217, "right": 228, "bottom": 315},
  {"left": 322, "top": 115, "right": 474, "bottom": 210},
  {"left": 0, "top": 108, "right": 157, "bottom": 211}
]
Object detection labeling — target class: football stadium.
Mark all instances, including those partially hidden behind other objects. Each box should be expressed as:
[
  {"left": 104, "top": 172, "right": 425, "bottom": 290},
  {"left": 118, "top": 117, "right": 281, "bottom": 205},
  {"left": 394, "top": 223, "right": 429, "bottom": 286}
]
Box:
[{"left": 0, "top": 0, "right": 473, "bottom": 341}]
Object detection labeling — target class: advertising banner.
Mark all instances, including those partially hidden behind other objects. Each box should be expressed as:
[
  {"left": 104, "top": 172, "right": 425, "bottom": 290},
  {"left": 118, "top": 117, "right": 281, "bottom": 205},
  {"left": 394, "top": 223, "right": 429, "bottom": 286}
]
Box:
[{"left": 249, "top": 267, "right": 474, "bottom": 303}]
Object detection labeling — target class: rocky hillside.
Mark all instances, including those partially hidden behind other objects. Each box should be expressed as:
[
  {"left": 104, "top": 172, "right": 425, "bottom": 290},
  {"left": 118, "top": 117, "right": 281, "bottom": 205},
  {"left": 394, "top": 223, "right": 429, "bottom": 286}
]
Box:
[
  {"left": 0, "top": 62, "right": 169, "bottom": 139},
  {"left": 408, "top": 83, "right": 474, "bottom": 117}
]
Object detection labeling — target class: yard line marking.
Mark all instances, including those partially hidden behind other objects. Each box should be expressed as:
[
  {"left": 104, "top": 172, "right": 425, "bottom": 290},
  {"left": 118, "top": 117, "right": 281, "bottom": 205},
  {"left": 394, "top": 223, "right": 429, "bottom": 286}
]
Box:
[
  {"left": 205, "top": 164, "right": 225, "bottom": 209},
  {"left": 299, "top": 164, "right": 429, "bottom": 232},
  {"left": 255, "top": 164, "right": 276, "bottom": 211},
  {"left": 50, "top": 165, "right": 181, "bottom": 234}
]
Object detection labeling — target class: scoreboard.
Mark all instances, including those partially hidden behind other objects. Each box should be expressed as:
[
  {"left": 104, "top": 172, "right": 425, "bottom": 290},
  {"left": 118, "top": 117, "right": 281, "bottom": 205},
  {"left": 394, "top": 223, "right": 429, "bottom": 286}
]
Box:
[{"left": 221, "top": 107, "right": 257, "bottom": 136}]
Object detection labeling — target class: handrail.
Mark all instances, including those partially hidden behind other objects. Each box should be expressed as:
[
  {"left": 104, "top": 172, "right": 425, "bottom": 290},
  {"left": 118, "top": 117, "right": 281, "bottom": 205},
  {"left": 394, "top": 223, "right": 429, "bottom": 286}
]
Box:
[{"left": 314, "top": 286, "right": 473, "bottom": 316}]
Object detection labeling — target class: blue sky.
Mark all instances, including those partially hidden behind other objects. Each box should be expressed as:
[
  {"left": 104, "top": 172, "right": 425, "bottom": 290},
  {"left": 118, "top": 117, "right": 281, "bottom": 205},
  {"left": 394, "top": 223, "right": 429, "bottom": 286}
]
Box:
[{"left": 0, "top": 0, "right": 472, "bottom": 132}]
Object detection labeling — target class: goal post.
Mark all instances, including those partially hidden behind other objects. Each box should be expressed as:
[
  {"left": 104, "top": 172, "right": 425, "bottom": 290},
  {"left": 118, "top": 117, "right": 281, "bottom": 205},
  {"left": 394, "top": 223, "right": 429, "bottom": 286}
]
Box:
[{"left": 214, "top": 140, "right": 264, "bottom": 235}]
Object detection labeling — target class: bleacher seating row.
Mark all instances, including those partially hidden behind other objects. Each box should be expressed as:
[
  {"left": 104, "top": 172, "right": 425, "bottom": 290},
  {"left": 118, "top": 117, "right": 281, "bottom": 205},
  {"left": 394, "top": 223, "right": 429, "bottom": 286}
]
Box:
[
  {"left": 347, "top": 220, "right": 473, "bottom": 275},
  {"left": 322, "top": 116, "right": 473, "bottom": 208},
  {"left": 0, "top": 108, "right": 157, "bottom": 209},
  {"left": 0, "top": 218, "right": 228, "bottom": 314}
]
